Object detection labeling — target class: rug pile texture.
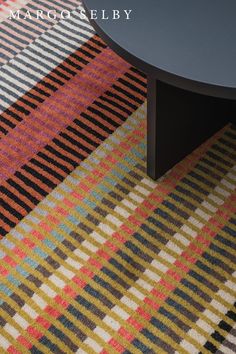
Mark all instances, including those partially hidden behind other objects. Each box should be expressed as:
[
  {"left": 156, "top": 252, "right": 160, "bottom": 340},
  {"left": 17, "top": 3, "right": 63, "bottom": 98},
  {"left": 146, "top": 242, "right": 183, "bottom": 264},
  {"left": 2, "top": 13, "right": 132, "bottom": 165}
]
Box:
[{"left": 0, "top": 1, "right": 236, "bottom": 353}]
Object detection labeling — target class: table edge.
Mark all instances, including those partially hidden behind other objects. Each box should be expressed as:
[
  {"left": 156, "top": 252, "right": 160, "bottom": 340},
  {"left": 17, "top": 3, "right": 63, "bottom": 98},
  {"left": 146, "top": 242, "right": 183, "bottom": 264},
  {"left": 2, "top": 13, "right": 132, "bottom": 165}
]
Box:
[{"left": 82, "top": 0, "right": 236, "bottom": 100}]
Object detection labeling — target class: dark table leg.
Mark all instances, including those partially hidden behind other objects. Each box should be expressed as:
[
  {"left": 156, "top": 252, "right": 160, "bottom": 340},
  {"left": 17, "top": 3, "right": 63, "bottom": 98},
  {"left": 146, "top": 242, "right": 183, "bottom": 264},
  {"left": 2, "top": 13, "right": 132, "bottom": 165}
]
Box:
[
  {"left": 147, "top": 78, "right": 230, "bottom": 180},
  {"left": 230, "top": 101, "right": 236, "bottom": 125}
]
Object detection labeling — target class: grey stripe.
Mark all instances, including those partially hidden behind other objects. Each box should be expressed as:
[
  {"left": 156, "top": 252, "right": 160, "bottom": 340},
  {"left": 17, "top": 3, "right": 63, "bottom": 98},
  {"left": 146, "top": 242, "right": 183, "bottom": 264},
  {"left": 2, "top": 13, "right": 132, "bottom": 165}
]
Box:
[{"left": 0, "top": 11, "right": 94, "bottom": 112}]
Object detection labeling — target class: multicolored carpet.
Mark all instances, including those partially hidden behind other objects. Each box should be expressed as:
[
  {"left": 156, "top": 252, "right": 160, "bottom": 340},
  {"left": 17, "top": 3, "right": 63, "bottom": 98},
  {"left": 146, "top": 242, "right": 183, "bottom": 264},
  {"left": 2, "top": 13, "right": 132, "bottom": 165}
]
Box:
[{"left": 0, "top": 1, "right": 236, "bottom": 353}]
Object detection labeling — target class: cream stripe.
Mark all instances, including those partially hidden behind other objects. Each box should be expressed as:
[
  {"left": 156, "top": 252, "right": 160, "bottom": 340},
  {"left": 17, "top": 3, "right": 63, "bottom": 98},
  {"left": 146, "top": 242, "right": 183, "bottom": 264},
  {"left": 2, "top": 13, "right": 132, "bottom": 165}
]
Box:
[{"left": 0, "top": 7, "right": 94, "bottom": 110}]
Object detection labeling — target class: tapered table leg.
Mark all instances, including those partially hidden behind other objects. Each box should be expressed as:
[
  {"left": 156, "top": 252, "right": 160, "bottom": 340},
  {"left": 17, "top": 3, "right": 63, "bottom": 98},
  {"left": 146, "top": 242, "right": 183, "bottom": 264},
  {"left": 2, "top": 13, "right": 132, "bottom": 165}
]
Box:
[{"left": 147, "top": 78, "right": 230, "bottom": 180}]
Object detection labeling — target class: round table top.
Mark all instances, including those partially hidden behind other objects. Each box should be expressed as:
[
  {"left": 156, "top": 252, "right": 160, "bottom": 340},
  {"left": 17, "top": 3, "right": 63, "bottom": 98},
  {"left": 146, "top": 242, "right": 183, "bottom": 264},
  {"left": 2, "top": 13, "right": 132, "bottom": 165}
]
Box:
[{"left": 83, "top": 0, "right": 236, "bottom": 99}]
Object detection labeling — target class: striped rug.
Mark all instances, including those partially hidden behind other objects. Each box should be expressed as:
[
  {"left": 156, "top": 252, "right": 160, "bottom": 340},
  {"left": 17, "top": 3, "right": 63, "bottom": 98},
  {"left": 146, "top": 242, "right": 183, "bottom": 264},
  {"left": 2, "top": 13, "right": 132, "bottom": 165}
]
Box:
[{"left": 0, "top": 1, "right": 236, "bottom": 353}]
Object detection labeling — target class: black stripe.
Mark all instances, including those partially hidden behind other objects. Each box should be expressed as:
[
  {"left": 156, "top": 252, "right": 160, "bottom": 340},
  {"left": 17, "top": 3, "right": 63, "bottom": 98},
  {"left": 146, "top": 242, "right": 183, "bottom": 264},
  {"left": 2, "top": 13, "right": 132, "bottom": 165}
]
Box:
[
  {"left": 0, "top": 226, "right": 7, "bottom": 237},
  {"left": 0, "top": 186, "right": 31, "bottom": 213},
  {"left": 71, "top": 49, "right": 94, "bottom": 62},
  {"left": 0, "top": 126, "right": 7, "bottom": 135},
  {"left": 0, "top": 211, "right": 15, "bottom": 231},
  {"left": 44, "top": 72, "right": 65, "bottom": 86},
  {"left": 100, "top": 95, "right": 132, "bottom": 115},
  {"left": 1, "top": 67, "right": 34, "bottom": 94},
  {"left": 25, "top": 91, "right": 44, "bottom": 104},
  {"left": 88, "top": 106, "right": 120, "bottom": 128},
  {"left": 0, "top": 198, "right": 23, "bottom": 220},
  {"left": 45, "top": 145, "right": 77, "bottom": 168},
  {"left": 64, "top": 57, "right": 82, "bottom": 70},
  {"left": 37, "top": 151, "right": 71, "bottom": 175},
  {"left": 81, "top": 112, "right": 113, "bottom": 134},
  {"left": 93, "top": 101, "right": 126, "bottom": 121},
  {"left": 38, "top": 78, "right": 58, "bottom": 92},
  {"left": 15, "top": 171, "right": 47, "bottom": 197},
  {"left": 22, "top": 165, "right": 56, "bottom": 189},
  {"left": 90, "top": 36, "right": 107, "bottom": 49},
  {"left": 66, "top": 125, "right": 98, "bottom": 148},
  {"left": 130, "top": 66, "right": 146, "bottom": 78},
  {"left": 83, "top": 39, "right": 103, "bottom": 54},
  {"left": 124, "top": 72, "right": 147, "bottom": 88},
  {"left": 201, "top": 304, "right": 236, "bottom": 354},
  {"left": 55, "top": 64, "right": 77, "bottom": 78},
  {"left": 0, "top": 95, "right": 14, "bottom": 107},
  {"left": 2, "top": 109, "right": 22, "bottom": 123},
  {"left": 113, "top": 84, "right": 144, "bottom": 104},
  {"left": 118, "top": 77, "right": 146, "bottom": 96},
  {"left": 56, "top": 62, "right": 78, "bottom": 77},
  {"left": 105, "top": 90, "right": 138, "bottom": 110},
  {"left": 11, "top": 102, "right": 30, "bottom": 116},
  {"left": 53, "top": 138, "right": 84, "bottom": 161},
  {"left": 19, "top": 96, "right": 37, "bottom": 109},
  {"left": 74, "top": 118, "right": 106, "bottom": 141},
  {"left": 0, "top": 116, "right": 15, "bottom": 129},
  {"left": 32, "top": 85, "right": 51, "bottom": 98},
  {"left": 59, "top": 132, "right": 92, "bottom": 154},
  {"left": 30, "top": 158, "right": 64, "bottom": 182},
  {"left": 7, "top": 178, "right": 39, "bottom": 205},
  {"left": 211, "top": 331, "right": 225, "bottom": 345}
]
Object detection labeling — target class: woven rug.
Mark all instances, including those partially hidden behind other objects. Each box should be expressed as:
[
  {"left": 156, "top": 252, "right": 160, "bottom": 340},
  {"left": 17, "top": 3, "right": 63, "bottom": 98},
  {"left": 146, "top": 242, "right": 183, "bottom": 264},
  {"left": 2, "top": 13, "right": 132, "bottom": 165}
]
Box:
[{"left": 0, "top": 1, "right": 236, "bottom": 353}]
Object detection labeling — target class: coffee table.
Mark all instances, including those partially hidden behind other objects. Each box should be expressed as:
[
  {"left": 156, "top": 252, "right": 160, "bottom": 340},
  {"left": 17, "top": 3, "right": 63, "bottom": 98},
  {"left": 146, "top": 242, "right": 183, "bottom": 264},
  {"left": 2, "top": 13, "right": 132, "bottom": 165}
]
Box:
[{"left": 83, "top": 0, "right": 236, "bottom": 180}]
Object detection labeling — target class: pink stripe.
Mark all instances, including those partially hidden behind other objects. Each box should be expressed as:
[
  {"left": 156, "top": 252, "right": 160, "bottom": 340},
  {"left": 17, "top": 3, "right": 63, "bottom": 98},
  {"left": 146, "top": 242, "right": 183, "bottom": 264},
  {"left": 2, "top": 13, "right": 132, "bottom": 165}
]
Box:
[
  {"left": 1, "top": 54, "right": 128, "bottom": 155},
  {"left": 0, "top": 48, "right": 130, "bottom": 182}
]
